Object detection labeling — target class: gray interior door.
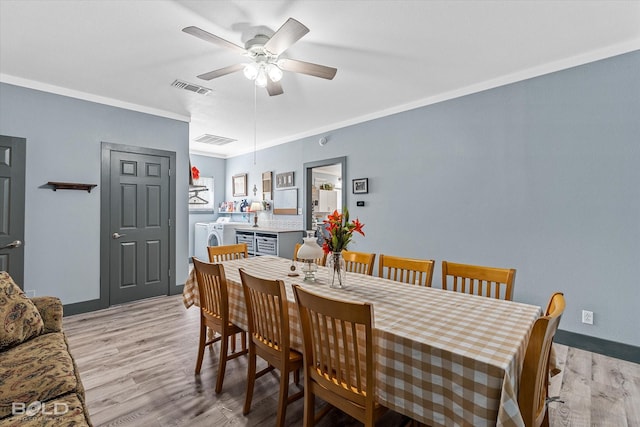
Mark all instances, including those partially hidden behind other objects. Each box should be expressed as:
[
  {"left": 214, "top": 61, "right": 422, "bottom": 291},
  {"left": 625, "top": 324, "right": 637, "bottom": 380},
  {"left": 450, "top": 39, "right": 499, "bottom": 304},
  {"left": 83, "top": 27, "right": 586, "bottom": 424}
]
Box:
[
  {"left": 0, "top": 135, "right": 26, "bottom": 287},
  {"left": 109, "top": 149, "right": 170, "bottom": 305}
]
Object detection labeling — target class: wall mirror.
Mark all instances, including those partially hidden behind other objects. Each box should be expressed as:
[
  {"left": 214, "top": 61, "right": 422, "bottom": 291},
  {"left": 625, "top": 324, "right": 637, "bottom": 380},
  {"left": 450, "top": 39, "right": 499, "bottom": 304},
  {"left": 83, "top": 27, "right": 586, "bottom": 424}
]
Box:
[
  {"left": 273, "top": 188, "right": 297, "bottom": 215},
  {"left": 232, "top": 173, "right": 247, "bottom": 197}
]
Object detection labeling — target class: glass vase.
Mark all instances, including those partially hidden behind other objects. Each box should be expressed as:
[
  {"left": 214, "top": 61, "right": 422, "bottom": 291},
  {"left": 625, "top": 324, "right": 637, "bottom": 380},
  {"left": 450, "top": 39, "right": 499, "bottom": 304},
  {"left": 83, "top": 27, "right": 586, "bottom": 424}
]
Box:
[{"left": 327, "top": 251, "right": 346, "bottom": 289}]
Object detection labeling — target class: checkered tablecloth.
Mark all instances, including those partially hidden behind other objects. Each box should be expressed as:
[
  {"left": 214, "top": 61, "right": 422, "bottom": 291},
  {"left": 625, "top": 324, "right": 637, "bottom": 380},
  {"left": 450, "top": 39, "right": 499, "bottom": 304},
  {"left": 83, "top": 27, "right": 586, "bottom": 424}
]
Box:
[{"left": 183, "top": 256, "right": 540, "bottom": 427}]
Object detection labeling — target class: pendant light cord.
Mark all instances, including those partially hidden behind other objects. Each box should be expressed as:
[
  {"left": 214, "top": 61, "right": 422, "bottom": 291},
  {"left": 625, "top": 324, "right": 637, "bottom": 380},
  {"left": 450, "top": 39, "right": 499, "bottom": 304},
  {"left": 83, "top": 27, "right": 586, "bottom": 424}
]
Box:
[{"left": 253, "top": 83, "right": 257, "bottom": 165}]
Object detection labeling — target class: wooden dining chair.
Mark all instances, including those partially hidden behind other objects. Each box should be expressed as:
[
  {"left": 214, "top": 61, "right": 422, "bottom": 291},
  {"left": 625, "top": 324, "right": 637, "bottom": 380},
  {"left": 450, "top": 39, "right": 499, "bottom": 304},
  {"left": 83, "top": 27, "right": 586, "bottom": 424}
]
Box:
[
  {"left": 191, "top": 257, "right": 247, "bottom": 393},
  {"left": 239, "top": 269, "right": 303, "bottom": 427},
  {"left": 441, "top": 260, "right": 516, "bottom": 300},
  {"left": 293, "top": 284, "right": 386, "bottom": 426},
  {"left": 342, "top": 250, "right": 376, "bottom": 275},
  {"left": 293, "top": 242, "right": 326, "bottom": 266},
  {"left": 378, "top": 254, "right": 435, "bottom": 287},
  {"left": 207, "top": 243, "right": 248, "bottom": 263},
  {"left": 519, "top": 292, "right": 565, "bottom": 427}
]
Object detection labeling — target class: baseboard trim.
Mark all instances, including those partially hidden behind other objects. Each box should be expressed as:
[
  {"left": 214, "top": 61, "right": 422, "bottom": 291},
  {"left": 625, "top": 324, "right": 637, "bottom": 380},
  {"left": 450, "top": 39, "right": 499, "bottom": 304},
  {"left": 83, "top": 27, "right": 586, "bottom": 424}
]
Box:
[
  {"left": 63, "top": 285, "right": 185, "bottom": 317},
  {"left": 63, "top": 299, "right": 108, "bottom": 316},
  {"left": 555, "top": 330, "right": 640, "bottom": 364}
]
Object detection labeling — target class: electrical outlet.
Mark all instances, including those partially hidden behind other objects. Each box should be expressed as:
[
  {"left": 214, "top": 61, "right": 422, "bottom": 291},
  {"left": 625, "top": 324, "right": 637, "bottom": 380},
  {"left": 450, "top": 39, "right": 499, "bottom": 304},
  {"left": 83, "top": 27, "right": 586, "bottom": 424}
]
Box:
[
  {"left": 582, "top": 310, "right": 594, "bottom": 325},
  {"left": 25, "top": 290, "right": 36, "bottom": 298}
]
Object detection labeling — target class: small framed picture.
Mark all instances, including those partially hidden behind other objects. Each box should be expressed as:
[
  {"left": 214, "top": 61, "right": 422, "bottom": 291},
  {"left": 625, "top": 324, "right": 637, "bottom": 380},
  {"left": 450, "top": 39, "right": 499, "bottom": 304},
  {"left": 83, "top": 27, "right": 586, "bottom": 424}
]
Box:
[
  {"left": 276, "top": 171, "right": 295, "bottom": 189},
  {"left": 232, "top": 173, "right": 247, "bottom": 197},
  {"left": 352, "top": 178, "right": 368, "bottom": 194}
]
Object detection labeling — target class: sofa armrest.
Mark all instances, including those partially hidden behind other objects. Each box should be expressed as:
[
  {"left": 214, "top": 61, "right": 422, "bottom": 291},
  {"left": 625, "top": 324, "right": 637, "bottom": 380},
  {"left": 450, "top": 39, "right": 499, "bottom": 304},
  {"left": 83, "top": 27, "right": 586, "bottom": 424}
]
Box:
[{"left": 31, "top": 296, "right": 63, "bottom": 333}]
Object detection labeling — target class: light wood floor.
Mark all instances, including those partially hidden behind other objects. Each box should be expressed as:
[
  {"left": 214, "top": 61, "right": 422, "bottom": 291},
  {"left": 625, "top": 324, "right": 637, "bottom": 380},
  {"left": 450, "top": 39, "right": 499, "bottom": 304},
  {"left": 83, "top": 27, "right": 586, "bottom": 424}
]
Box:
[{"left": 63, "top": 295, "right": 640, "bottom": 427}]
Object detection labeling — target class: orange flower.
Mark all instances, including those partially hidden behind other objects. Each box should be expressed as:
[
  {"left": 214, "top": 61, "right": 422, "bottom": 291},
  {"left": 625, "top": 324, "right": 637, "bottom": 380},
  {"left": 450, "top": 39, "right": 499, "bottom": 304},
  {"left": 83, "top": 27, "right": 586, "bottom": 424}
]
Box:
[
  {"left": 352, "top": 218, "right": 365, "bottom": 236},
  {"left": 321, "top": 208, "right": 365, "bottom": 253}
]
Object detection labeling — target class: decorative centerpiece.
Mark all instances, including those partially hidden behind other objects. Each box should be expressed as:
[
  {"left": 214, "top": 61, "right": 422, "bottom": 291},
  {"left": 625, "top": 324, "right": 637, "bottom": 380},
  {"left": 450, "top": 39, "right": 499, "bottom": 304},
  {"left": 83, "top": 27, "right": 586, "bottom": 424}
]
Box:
[
  {"left": 322, "top": 208, "right": 365, "bottom": 289},
  {"left": 297, "top": 231, "right": 324, "bottom": 282}
]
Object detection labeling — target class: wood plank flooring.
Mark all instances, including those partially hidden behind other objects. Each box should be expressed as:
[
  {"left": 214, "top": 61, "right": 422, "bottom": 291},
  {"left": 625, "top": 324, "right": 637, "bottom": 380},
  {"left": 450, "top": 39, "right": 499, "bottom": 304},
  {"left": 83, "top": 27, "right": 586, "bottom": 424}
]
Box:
[{"left": 63, "top": 295, "right": 640, "bottom": 427}]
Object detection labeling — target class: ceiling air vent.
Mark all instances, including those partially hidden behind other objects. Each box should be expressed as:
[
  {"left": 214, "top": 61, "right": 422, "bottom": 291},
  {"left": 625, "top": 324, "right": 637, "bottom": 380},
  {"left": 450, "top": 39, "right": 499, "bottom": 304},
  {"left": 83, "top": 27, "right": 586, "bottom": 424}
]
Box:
[
  {"left": 193, "top": 134, "right": 237, "bottom": 146},
  {"left": 171, "top": 79, "right": 211, "bottom": 95}
]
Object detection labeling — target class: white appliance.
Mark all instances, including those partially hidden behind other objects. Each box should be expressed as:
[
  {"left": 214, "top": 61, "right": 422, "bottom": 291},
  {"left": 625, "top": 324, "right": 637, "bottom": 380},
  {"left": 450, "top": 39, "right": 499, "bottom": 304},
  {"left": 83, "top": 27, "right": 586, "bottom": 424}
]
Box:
[{"left": 194, "top": 217, "right": 249, "bottom": 261}]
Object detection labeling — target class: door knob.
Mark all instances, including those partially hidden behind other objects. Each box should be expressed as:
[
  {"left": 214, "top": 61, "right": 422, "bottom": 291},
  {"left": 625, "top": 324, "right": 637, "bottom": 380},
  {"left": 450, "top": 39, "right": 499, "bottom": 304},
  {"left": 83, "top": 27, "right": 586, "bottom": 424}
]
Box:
[
  {"left": 112, "top": 233, "right": 126, "bottom": 239},
  {"left": 1, "top": 240, "right": 22, "bottom": 249}
]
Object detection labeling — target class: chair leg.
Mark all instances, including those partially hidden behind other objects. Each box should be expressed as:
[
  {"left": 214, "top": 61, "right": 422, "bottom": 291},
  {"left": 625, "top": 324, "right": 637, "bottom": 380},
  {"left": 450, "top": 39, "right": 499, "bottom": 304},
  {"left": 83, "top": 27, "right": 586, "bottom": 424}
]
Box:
[
  {"left": 195, "top": 320, "right": 206, "bottom": 374},
  {"left": 303, "top": 384, "right": 314, "bottom": 427},
  {"left": 230, "top": 333, "right": 237, "bottom": 353},
  {"left": 294, "top": 367, "right": 300, "bottom": 385},
  {"left": 276, "top": 370, "right": 290, "bottom": 427},
  {"left": 215, "top": 332, "right": 229, "bottom": 394},
  {"left": 542, "top": 410, "right": 550, "bottom": 427},
  {"left": 364, "top": 406, "right": 374, "bottom": 427},
  {"left": 243, "top": 345, "right": 257, "bottom": 415}
]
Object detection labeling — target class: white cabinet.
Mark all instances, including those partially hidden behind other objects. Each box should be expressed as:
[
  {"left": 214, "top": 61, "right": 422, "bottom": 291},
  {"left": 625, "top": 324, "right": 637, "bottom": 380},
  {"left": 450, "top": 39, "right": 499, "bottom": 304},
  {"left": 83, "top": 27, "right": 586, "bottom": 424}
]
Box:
[
  {"left": 235, "top": 229, "right": 303, "bottom": 259},
  {"left": 317, "top": 190, "right": 338, "bottom": 213}
]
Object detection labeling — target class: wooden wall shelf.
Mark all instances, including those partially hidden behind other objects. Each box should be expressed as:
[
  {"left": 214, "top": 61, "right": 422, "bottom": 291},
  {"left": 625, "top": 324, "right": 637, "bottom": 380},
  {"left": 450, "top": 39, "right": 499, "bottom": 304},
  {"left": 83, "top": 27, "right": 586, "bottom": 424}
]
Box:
[{"left": 47, "top": 182, "right": 98, "bottom": 193}]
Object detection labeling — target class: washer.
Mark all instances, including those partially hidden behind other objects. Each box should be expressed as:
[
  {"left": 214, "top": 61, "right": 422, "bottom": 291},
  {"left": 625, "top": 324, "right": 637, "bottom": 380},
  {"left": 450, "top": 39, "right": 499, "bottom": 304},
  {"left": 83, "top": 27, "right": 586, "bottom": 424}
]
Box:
[{"left": 194, "top": 218, "right": 250, "bottom": 261}]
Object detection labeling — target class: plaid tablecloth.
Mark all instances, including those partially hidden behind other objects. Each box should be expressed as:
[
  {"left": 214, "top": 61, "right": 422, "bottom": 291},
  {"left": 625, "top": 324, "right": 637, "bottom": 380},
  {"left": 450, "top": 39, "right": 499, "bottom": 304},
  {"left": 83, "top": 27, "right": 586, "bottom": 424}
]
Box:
[{"left": 183, "top": 256, "right": 540, "bottom": 427}]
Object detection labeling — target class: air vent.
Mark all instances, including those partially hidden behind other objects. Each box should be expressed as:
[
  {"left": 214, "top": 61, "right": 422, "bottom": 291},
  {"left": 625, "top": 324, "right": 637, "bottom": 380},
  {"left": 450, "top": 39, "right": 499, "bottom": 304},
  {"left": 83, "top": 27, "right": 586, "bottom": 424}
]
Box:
[
  {"left": 171, "top": 79, "right": 211, "bottom": 95},
  {"left": 193, "top": 134, "right": 237, "bottom": 146}
]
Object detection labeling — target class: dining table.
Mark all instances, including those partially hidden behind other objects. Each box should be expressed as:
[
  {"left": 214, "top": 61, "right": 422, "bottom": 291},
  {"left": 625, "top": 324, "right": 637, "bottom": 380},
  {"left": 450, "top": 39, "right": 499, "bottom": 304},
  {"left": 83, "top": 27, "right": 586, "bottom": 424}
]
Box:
[{"left": 183, "top": 255, "right": 541, "bottom": 427}]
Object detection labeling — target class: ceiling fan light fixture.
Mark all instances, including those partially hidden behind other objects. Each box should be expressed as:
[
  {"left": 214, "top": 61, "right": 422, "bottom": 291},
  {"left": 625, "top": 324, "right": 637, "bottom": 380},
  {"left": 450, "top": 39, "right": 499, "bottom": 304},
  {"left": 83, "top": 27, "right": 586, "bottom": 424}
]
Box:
[
  {"left": 267, "top": 64, "right": 283, "bottom": 82},
  {"left": 243, "top": 63, "right": 259, "bottom": 80},
  {"left": 255, "top": 68, "right": 268, "bottom": 87},
  {"left": 184, "top": 18, "right": 337, "bottom": 96}
]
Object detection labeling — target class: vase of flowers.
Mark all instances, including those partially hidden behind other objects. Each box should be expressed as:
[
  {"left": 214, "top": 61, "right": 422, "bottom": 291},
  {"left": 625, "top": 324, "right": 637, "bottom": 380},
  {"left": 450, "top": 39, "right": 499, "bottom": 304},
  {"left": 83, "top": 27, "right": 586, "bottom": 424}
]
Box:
[{"left": 321, "top": 209, "right": 365, "bottom": 289}]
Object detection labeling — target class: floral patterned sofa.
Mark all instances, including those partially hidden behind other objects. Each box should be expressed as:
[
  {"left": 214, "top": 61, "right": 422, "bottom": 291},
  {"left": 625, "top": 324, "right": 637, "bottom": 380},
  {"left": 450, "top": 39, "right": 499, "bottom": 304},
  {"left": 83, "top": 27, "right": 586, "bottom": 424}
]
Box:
[{"left": 0, "top": 272, "right": 92, "bottom": 426}]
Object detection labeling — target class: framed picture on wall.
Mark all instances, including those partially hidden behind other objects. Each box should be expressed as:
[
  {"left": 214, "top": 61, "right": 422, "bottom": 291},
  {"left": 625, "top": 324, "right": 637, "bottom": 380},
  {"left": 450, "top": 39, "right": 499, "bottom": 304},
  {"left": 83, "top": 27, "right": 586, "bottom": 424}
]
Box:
[
  {"left": 232, "top": 173, "right": 247, "bottom": 197},
  {"left": 275, "top": 171, "right": 294, "bottom": 188},
  {"left": 352, "top": 178, "right": 368, "bottom": 194}
]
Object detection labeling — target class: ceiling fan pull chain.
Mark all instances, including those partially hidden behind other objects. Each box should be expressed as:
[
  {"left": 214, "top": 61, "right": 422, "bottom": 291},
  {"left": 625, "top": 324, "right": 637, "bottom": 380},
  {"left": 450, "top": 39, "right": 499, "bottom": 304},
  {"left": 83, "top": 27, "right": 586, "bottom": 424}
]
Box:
[{"left": 253, "top": 83, "right": 257, "bottom": 165}]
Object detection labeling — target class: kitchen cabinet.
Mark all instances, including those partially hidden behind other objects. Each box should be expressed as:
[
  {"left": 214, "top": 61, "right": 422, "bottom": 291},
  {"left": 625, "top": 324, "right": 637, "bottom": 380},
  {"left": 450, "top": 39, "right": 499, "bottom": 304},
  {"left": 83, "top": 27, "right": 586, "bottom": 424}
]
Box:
[
  {"left": 235, "top": 228, "right": 303, "bottom": 259},
  {"left": 317, "top": 189, "right": 338, "bottom": 213}
]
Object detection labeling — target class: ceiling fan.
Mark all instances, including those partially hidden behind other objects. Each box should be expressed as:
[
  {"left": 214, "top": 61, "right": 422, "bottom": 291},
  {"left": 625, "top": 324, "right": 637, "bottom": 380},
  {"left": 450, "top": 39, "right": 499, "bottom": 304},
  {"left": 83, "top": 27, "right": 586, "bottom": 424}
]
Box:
[{"left": 183, "top": 18, "right": 337, "bottom": 96}]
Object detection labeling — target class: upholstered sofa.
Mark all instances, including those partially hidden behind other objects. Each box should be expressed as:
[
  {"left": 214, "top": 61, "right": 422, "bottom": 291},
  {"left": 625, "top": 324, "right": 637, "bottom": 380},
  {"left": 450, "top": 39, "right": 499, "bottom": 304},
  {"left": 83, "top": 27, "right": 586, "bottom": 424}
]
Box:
[{"left": 0, "top": 272, "right": 92, "bottom": 426}]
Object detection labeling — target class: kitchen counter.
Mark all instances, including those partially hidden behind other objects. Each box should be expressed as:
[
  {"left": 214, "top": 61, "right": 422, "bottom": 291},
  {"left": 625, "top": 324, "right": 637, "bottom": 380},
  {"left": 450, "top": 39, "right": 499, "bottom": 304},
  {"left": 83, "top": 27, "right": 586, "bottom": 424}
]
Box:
[{"left": 235, "top": 227, "right": 304, "bottom": 234}]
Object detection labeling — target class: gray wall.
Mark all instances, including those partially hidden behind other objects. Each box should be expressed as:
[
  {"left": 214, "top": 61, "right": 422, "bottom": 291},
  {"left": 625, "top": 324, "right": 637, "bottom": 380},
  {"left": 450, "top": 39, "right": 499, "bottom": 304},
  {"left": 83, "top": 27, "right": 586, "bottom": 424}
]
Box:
[
  {"left": 2, "top": 49, "right": 637, "bottom": 346},
  {"left": 226, "top": 51, "right": 640, "bottom": 346},
  {"left": 0, "top": 83, "right": 190, "bottom": 304},
  {"left": 187, "top": 153, "right": 226, "bottom": 260}
]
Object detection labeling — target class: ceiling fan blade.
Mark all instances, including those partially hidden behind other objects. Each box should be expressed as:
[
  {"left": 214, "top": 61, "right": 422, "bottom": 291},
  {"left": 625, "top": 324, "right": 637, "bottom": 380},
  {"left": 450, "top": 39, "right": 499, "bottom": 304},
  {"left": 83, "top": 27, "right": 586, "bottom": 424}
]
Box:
[
  {"left": 263, "top": 18, "right": 309, "bottom": 55},
  {"left": 197, "top": 63, "right": 245, "bottom": 80},
  {"left": 279, "top": 59, "right": 337, "bottom": 80},
  {"left": 182, "top": 26, "right": 246, "bottom": 54},
  {"left": 266, "top": 79, "right": 284, "bottom": 96}
]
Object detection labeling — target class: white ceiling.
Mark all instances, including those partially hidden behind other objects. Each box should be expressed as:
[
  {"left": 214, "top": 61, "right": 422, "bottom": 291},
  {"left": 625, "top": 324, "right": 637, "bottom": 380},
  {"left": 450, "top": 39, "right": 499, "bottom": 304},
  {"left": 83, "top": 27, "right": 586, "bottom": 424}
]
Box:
[{"left": 1, "top": 1, "right": 639, "bottom": 158}]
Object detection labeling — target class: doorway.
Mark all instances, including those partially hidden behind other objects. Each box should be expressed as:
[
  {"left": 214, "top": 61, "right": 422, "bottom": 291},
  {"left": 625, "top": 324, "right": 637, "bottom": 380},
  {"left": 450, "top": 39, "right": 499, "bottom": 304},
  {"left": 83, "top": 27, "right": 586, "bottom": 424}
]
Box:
[
  {"left": 100, "top": 143, "right": 176, "bottom": 305},
  {"left": 303, "top": 157, "right": 347, "bottom": 232},
  {"left": 0, "top": 135, "right": 26, "bottom": 287}
]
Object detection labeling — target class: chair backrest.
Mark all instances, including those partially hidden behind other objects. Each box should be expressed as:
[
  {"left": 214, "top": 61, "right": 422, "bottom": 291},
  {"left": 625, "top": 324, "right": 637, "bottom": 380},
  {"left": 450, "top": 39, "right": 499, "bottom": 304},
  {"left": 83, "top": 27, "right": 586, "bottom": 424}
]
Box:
[
  {"left": 293, "top": 284, "right": 375, "bottom": 411},
  {"left": 441, "top": 260, "right": 516, "bottom": 300},
  {"left": 342, "top": 250, "right": 376, "bottom": 275},
  {"left": 293, "top": 243, "right": 326, "bottom": 266},
  {"left": 207, "top": 243, "right": 248, "bottom": 263},
  {"left": 239, "top": 269, "right": 292, "bottom": 356},
  {"left": 378, "top": 254, "right": 435, "bottom": 286},
  {"left": 191, "top": 257, "right": 230, "bottom": 321},
  {"left": 519, "top": 292, "right": 565, "bottom": 427}
]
